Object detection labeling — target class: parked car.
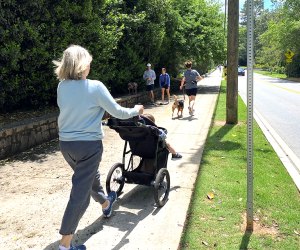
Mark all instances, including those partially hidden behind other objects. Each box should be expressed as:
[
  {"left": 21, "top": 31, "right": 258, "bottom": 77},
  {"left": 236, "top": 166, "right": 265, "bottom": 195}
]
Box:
[{"left": 238, "top": 67, "right": 245, "bottom": 76}]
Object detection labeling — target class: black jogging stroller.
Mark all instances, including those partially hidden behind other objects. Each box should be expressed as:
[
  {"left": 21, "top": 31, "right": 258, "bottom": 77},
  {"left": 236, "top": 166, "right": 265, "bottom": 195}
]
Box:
[{"left": 105, "top": 115, "right": 170, "bottom": 207}]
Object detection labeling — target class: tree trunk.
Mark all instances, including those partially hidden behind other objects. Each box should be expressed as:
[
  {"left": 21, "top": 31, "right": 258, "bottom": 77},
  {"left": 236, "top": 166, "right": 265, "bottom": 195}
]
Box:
[{"left": 226, "top": 0, "right": 239, "bottom": 124}]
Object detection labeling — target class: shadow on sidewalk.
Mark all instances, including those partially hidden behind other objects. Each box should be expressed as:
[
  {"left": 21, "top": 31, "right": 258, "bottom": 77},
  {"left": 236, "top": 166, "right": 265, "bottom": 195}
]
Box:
[
  {"left": 198, "top": 85, "right": 221, "bottom": 95},
  {"left": 174, "top": 116, "right": 198, "bottom": 122},
  {"left": 43, "top": 184, "right": 180, "bottom": 250}
]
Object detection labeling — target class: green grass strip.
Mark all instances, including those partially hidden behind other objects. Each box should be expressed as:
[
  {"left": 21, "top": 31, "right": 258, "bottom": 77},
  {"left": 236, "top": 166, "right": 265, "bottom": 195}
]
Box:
[
  {"left": 180, "top": 81, "right": 300, "bottom": 249},
  {"left": 254, "top": 70, "right": 287, "bottom": 79}
]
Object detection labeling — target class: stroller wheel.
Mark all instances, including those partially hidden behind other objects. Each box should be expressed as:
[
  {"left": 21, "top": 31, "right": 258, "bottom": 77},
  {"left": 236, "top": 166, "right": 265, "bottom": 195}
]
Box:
[
  {"left": 106, "top": 163, "right": 125, "bottom": 197},
  {"left": 154, "top": 168, "right": 170, "bottom": 207}
]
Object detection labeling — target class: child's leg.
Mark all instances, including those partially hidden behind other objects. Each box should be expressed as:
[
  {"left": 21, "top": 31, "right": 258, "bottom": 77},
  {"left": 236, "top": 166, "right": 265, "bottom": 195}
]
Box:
[
  {"left": 166, "top": 142, "right": 176, "bottom": 154},
  {"left": 166, "top": 88, "right": 170, "bottom": 102},
  {"left": 161, "top": 88, "right": 165, "bottom": 102},
  {"left": 166, "top": 141, "right": 182, "bottom": 159}
]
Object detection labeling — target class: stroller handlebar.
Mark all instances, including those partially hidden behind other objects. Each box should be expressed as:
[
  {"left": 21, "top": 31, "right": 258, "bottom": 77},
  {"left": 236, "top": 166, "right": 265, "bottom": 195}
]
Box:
[{"left": 106, "top": 116, "right": 145, "bottom": 128}]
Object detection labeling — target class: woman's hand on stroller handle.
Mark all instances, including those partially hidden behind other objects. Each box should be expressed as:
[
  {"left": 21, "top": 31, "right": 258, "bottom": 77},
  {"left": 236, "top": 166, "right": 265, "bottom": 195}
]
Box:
[{"left": 134, "top": 104, "right": 144, "bottom": 115}]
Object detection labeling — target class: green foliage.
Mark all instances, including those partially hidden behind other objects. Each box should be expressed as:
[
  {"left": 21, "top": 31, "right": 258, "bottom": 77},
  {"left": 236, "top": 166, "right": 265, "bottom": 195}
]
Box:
[
  {"left": 239, "top": 26, "right": 247, "bottom": 66},
  {"left": 167, "top": 0, "right": 226, "bottom": 74},
  {"left": 241, "top": 0, "right": 300, "bottom": 77},
  {"left": 0, "top": 0, "right": 226, "bottom": 112},
  {"left": 0, "top": 0, "right": 120, "bottom": 112},
  {"left": 239, "top": 0, "right": 271, "bottom": 66}
]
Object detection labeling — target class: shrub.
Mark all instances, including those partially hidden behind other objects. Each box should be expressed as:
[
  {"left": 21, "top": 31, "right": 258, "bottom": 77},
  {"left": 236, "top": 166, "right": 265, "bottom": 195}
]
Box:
[{"left": 0, "top": 0, "right": 226, "bottom": 113}]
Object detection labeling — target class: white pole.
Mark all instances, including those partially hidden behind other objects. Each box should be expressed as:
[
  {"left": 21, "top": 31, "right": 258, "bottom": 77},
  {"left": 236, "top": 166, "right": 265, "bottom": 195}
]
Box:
[{"left": 247, "top": 0, "right": 254, "bottom": 231}]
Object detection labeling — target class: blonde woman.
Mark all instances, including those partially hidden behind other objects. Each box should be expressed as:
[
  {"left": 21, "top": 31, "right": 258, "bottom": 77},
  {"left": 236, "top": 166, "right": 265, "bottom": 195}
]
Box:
[{"left": 53, "top": 45, "right": 143, "bottom": 250}]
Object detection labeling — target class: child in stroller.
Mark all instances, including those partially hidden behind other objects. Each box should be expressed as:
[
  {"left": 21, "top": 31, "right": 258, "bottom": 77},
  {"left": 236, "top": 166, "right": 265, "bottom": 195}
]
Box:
[
  {"left": 106, "top": 115, "right": 171, "bottom": 207},
  {"left": 142, "top": 114, "right": 182, "bottom": 160}
]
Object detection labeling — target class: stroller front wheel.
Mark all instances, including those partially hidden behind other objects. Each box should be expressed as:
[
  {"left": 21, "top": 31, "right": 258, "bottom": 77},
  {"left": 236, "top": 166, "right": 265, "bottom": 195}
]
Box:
[
  {"left": 106, "top": 163, "right": 125, "bottom": 197},
  {"left": 154, "top": 168, "right": 170, "bottom": 207}
]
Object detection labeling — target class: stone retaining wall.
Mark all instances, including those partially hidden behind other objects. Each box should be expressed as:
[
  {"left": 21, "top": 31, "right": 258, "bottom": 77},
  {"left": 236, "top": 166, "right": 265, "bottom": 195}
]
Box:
[{"left": 0, "top": 89, "right": 160, "bottom": 160}]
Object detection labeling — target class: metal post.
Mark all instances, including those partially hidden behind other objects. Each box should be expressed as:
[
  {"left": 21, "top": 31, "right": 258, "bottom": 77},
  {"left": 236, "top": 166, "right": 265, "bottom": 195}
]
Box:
[{"left": 247, "top": 0, "right": 254, "bottom": 232}]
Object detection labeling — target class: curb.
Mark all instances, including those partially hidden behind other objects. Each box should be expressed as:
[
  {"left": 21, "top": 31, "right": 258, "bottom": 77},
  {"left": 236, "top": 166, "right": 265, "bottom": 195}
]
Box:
[
  {"left": 239, "top": 94, "right": 300, "bottom": 191},
  {"left": 254, "top": 108, "right": 300, "bottom": 191}
]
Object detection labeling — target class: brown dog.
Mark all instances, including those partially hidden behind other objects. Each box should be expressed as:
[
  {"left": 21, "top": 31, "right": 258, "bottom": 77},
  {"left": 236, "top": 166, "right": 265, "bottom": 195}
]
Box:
[
  {"left": 172, "top": 95, "right": 184, "bottom": 118},
  {"left": 128, "top": 82, "right": 138, "bottom": 95}
]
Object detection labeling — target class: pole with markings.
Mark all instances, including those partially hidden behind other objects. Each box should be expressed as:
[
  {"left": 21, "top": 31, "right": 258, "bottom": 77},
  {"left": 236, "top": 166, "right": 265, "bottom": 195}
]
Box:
[{"left": 247, "top": 0, "right": 254, "bottom": 231}]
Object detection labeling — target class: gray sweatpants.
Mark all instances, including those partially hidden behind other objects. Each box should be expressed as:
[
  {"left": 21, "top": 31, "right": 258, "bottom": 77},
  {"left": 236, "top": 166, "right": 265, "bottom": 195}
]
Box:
[{"left": 59, "top": 140, "right": 107, "bottom": 235}]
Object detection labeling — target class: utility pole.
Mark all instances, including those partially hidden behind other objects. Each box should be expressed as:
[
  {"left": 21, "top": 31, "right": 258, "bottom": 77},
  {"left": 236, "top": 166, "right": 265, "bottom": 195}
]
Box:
[
  {"left": 226, "top": 0, "right": 239, "bottom": 124},
  {"left": 224, "top": 0, "right": 227, "bottom": 35}
]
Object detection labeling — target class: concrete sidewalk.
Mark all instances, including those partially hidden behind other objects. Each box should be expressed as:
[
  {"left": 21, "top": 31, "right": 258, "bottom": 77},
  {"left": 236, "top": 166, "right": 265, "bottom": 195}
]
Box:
[{"left": 82, "top": 70, "right": 222, "bottom": 249}]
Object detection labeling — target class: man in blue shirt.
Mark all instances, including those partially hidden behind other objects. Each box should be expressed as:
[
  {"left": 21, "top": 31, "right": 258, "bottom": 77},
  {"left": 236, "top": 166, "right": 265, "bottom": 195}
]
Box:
[{"left": 143, "top": 63, "right": 156, "bottom": 104}]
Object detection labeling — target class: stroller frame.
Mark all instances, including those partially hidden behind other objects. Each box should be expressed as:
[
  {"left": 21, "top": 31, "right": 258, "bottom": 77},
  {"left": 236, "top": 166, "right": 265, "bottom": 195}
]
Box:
[{"left": 106, "top": 116, "right": 170, "bottom": 207}]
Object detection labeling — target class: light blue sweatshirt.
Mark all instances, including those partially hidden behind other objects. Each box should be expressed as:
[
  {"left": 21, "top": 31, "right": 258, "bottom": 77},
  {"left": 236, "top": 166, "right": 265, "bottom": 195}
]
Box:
[
  {"left": 143, "top": 69, "right": 156, "bottom": 85},
  {"left": 57, "top": 79, "right": 140, "bottom": 141}
]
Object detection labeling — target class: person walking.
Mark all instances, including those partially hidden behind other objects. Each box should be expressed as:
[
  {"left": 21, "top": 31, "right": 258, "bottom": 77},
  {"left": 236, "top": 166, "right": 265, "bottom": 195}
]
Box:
[
  {"left": 179, "top": 60, "right": 202, "bottom": 116},
  {"left": 143, "top": 63, "right": 156, "bottom": 104},
  {"left": 53, "top": 45, "right": 144, "bottom": 250},
  {"left": 159, "top": 67, "right": 171, "bottom": 104}
]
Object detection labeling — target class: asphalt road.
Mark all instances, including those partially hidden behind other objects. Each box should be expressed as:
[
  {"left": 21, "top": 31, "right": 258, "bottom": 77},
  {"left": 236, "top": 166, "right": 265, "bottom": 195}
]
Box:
[{"left": 238, "top": 72, "right": 300, "bottom": 174}]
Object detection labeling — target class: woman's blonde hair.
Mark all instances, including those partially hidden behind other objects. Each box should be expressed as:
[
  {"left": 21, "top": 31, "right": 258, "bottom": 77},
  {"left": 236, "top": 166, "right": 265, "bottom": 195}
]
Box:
[{"left": 53, "top": 45, "right": 93, "bottom": 80}]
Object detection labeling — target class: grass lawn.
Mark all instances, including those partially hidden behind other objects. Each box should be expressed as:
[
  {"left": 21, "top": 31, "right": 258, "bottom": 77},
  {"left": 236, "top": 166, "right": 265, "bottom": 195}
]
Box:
[
  {"left": 254, "top": 70, "right": 287, "bottom": 79},
  {"left": 180, "top": 81, "right": 300, "bottom": 249}
]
